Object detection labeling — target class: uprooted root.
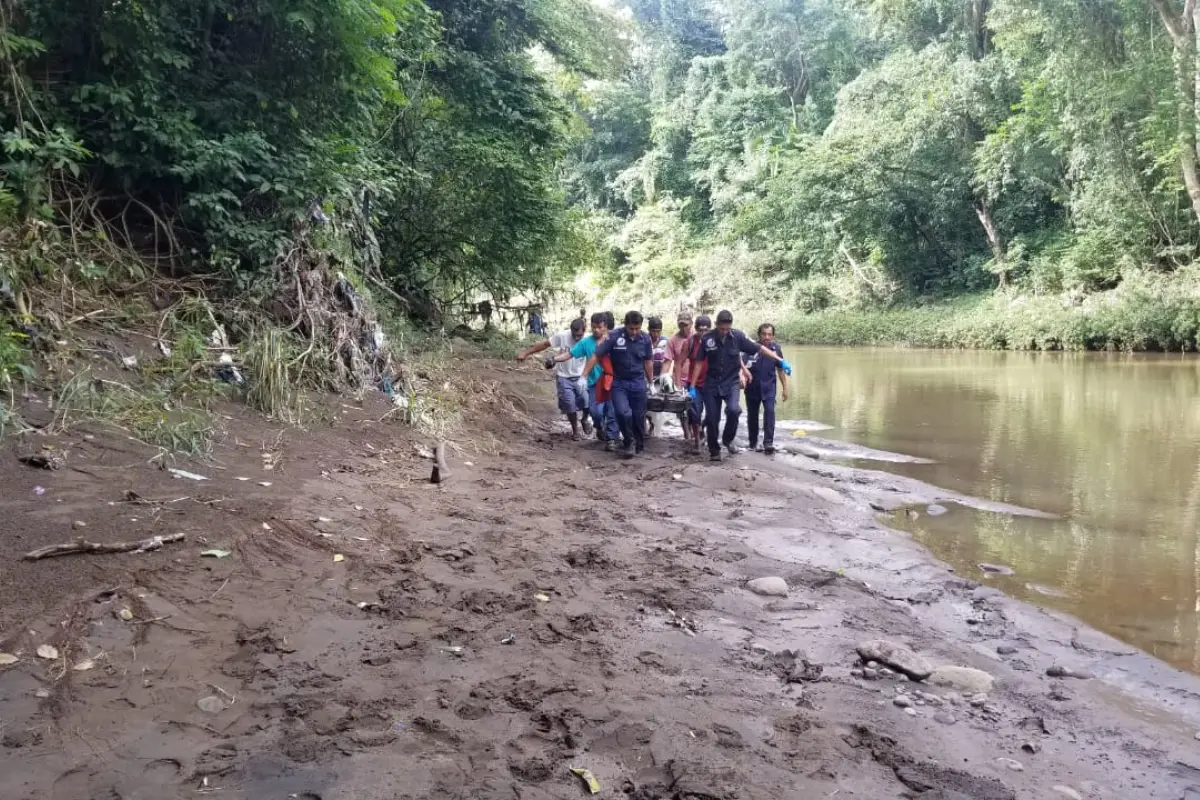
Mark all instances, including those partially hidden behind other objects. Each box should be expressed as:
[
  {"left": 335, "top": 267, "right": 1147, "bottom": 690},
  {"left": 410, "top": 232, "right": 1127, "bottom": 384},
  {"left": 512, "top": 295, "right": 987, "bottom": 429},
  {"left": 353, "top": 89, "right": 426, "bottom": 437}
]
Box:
[{"left": 270, "top": 234, "right": 393, "bottom": 394}]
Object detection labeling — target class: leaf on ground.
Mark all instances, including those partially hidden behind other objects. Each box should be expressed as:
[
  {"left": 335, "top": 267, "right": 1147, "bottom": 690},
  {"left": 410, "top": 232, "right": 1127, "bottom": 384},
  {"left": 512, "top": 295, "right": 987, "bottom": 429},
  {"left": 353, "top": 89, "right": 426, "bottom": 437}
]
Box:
[
  {"left": 570, "top": 768, "right": 601, "bottom": 794},
  {"left": 36, "top": 645, "right": 59, "bottom": 660}
]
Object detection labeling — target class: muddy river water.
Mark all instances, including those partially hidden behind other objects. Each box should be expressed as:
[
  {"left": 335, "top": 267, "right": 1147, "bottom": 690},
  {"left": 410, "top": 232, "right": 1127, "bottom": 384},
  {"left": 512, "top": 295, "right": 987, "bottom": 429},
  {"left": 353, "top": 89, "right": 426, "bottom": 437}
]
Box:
[{"left": 773, "top": 346, "right": 1200, "bottom": 674}]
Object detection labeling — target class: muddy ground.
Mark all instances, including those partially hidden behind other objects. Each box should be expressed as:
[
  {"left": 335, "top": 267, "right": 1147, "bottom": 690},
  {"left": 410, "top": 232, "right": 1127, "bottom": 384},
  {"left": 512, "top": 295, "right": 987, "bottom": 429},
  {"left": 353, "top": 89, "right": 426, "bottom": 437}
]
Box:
[{"left": 2, "top": 353, "right": 1200, "bottom": 800}]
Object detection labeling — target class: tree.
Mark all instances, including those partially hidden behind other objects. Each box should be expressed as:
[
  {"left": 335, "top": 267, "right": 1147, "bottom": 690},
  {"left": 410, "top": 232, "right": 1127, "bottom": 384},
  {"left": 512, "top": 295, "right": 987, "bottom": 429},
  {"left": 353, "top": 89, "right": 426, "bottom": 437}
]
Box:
[{"left": 1148, "top": 0, "right": 1200, "bottom": 227}]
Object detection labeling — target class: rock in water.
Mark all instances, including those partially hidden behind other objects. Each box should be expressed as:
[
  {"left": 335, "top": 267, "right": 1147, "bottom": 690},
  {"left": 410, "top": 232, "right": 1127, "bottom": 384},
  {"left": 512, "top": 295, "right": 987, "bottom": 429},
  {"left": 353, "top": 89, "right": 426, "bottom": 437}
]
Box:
[
  {"left": 928, "top": 665, "right": 995, "bottom": 694},
  {"left": 747, "top": 577, "right": 789, "bottom": 597},
  {"left": 855, "top": 640, "right": 933, "bottom": 681},
  {"left": 1046, "top": 665, "right": 1092, "bottom": 679},
  {"left": 926, "top": 503, "right": 949, "bottom": 516},
  {"left": 978, "top": 562, "right": 1015, "bottom": 576}
]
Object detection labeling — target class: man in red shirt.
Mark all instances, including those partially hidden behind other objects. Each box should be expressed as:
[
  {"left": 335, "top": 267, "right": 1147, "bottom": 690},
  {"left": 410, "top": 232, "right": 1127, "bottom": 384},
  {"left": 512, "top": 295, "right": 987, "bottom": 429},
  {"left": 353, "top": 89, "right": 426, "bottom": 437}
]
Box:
[
  {"left": 664, "top": 313, "right": 692, "bottom": 388},
  {"left": 681, "top": 315, "right": 710, "bottom": 453}
]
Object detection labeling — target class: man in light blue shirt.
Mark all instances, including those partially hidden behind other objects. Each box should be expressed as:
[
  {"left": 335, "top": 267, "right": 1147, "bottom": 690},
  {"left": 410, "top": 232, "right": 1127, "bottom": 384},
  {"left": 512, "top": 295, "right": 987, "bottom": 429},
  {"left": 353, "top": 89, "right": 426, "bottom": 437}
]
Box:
[{"left": 555, "top": 312, "right": 619, "bottom": 449}]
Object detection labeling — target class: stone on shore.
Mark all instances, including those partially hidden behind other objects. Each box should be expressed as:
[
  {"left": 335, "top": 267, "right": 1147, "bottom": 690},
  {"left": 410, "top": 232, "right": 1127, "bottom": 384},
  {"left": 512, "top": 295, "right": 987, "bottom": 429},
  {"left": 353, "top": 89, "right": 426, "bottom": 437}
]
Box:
[
  {"left": 928, "top": 665, "right": 995, "bottom": 694},
  {"left": 1046, "top": 665, "right": 1092, "bottom": 679},
  {"left": 855, "top": 639, "right": 933, "bottom": 681},
  {"left": 747, "top": 577, "right": 789, "bottom": 597}
]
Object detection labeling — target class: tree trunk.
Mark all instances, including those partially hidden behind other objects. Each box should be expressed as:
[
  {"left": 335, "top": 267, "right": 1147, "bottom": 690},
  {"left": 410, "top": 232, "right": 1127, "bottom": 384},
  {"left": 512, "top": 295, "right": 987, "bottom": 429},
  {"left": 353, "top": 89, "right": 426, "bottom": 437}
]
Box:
[
  {"left": 1150, "top": 0, "right": 1200, "bottom": 227},
  {"left": 974, "top": 199, "right": 1007, "bottom": 288}
]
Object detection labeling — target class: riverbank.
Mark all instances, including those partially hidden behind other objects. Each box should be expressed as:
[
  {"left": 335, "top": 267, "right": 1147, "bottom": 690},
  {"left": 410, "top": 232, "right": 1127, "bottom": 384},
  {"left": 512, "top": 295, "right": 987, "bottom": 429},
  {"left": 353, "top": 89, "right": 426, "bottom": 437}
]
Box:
[
  {"left": 774, "top": 280, "right": 1200, "bottom": 352},
  {"left": 1, "top": 350, "right": 1198, "bottom": 799}
]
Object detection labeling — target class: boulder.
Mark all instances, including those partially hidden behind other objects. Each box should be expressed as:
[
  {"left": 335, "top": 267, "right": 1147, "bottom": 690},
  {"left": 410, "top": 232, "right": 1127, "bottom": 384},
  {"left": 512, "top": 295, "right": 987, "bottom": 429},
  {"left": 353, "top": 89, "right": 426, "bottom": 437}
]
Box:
[
  {"left": 855, "top": 639, "right": 933, "bottom": 681},
  {"left": 928, "top": 665, "right": 995, "bottom": 694},
  {"left": 747, "top": 577, "right": 789, "bottom": 597}
]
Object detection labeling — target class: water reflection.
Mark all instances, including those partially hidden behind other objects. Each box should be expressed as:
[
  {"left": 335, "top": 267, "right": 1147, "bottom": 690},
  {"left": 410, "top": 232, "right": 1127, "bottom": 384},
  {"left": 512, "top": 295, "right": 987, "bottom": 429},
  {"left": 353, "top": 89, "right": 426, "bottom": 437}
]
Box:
[{"left": 775, "top": 348, "right": 1200, "bottom": 674}]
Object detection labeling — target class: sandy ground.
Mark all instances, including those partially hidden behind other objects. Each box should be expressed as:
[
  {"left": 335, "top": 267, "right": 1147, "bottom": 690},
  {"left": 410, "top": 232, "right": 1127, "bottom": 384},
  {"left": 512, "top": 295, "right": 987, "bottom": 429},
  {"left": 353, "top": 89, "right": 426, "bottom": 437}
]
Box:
[{"left": 2, "top": 354, "right": 1200, "bottom": 800}]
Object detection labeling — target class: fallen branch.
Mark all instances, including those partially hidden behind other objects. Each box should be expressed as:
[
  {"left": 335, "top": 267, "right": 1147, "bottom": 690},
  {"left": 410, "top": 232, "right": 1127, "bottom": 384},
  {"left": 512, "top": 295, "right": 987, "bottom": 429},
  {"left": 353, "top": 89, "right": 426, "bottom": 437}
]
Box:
[
  {"left": 24, "top": 533, "right": 186, "bottom": 561},
  {"left": 430, "top": 440, "right": 451, "bottom": 484}
]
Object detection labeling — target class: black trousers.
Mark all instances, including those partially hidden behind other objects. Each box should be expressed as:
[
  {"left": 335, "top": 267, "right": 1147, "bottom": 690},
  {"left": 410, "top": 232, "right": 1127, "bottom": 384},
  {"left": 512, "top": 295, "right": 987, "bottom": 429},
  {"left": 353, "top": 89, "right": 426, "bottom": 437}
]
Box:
[
  {"left": 702, "top": 382, "right": 741, "bottom": 455},
  {"left": 746, "top": 391, "right": 776, "bottom": 447}
]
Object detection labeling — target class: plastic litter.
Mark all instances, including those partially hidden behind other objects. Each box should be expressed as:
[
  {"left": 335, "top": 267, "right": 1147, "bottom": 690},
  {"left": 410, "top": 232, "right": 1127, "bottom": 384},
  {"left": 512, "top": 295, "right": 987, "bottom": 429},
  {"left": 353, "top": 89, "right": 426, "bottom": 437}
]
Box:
[
  {"left": 333, "top": 554, "right": 345, "bottom": 563},
  {"left": 200, "top": 549, "right": 232, "bottom": 559},
  {"left": 0, "top": 653, "right": 18, "bottom": 666},
  {"left": 168, "top": 468, "right": 209, "bottom": 481},
  {"left": 533, "top": 593, "right": 551, "bottom": 603},
  {"left": 570, "top": 767, "right": 601, "bottom": 794},
  {"left": 36, "top": 645, "right": 59, "bottom": 660}
]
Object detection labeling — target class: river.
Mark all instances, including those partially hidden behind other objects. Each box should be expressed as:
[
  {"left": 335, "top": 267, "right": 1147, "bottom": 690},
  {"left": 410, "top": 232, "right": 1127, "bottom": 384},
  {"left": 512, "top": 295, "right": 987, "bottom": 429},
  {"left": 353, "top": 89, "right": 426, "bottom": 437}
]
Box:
[{"left": 772, "top": 346, "right": 1200, "bottom": 674}]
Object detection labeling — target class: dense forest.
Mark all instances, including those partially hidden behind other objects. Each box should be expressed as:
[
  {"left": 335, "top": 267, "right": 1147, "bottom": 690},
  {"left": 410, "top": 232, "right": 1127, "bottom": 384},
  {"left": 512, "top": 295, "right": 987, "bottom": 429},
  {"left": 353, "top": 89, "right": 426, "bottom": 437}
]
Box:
[
  {"left": 563, "top": 0, "right": 1200, "bottom": 350},
  {"left": 0, "top": 0, "right": 625, "bottom": 329},
  {"left": 4, "top": 0, "right": 1200, "bottom": 358}
]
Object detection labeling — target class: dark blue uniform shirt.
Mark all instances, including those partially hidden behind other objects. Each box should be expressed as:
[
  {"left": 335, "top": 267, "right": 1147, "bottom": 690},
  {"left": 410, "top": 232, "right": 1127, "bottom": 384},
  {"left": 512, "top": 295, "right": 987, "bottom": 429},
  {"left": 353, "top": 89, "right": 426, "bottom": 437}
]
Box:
[
  {"left": 698, "top": 329, "right": 761, "bottom": 388},
  {"left": 743, "top": 342, "right": 783, "bottom": 398},
  {"left": 595, "top": 327, "right": 653, "bottom": 382}
]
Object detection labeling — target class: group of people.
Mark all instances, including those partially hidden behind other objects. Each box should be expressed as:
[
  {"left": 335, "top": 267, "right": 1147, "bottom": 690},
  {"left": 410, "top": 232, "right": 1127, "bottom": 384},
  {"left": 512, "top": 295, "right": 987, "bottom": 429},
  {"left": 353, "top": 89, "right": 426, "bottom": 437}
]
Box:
[{"left": 517, "top": 309, "right": 792, "bottom": 462}]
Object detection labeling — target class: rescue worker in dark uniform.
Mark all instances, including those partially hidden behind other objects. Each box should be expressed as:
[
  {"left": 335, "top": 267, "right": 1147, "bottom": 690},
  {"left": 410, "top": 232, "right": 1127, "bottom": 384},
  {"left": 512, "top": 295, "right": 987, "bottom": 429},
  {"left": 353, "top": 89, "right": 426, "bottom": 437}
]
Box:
[
  {"left": 583, "top": 310, "right": 654, "bottom": 459},
  {"left": 688, "top": 310, "right": 791, "bottom": 462}
]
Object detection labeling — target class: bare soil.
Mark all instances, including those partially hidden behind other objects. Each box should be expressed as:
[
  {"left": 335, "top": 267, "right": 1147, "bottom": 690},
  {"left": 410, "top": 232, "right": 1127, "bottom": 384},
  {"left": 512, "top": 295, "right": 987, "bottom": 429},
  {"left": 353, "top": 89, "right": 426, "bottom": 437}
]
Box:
[{"left": 2, "top": 354, "right": 1199, "bottom": 800}]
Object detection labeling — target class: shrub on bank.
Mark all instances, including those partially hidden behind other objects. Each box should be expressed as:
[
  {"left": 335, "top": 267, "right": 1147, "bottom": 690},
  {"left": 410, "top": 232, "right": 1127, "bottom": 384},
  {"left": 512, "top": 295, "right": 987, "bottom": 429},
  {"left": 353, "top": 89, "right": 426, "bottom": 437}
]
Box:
[{"left": 775, "top": 278, "right": 1200, "bottom": 352}]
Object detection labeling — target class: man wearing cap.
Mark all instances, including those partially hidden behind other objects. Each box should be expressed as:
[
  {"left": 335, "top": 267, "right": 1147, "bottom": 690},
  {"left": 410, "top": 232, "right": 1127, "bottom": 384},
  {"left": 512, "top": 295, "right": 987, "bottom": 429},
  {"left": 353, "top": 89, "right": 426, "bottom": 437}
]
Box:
[
  {"left": 583, "top": 310, "right": 654, "bottom": 458},
  {"left": 663, "top": 314, "right": 692, "bottom": 387},
  {"left": 689, "top": 310, "right": 791, "bottom": 462}
]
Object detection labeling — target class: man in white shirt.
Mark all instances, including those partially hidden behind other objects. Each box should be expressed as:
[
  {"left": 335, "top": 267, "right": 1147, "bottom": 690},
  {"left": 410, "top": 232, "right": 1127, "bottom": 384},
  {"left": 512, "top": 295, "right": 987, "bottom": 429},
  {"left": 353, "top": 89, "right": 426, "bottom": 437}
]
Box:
[{"left": 517, "top": 318, "right": 592, "bottom": 440}]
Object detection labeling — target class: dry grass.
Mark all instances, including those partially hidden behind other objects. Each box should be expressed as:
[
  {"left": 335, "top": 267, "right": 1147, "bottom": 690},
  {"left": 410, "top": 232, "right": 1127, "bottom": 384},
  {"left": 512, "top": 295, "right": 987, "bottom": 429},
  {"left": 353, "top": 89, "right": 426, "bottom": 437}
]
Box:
[{"left": 242, "top": 328, "right": 307, "bottom": 423}]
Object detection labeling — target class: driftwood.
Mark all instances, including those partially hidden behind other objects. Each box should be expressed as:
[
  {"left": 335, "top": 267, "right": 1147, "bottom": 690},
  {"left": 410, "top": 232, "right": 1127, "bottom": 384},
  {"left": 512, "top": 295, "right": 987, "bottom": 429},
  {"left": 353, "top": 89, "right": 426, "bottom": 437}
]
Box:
[
  {"left": 430, "top": 441, "right": 452, "bottom": 485},
  {"left": 24, "top": 533, "right": 186, "bottom": 561}
]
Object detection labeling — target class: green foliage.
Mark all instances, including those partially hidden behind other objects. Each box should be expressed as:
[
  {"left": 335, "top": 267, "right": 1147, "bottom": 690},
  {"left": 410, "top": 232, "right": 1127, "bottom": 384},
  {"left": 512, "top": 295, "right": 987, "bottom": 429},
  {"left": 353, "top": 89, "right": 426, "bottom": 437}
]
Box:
[
  {"left": 558, "top": 0, "right": 1200, "bottom": 350},
  {"left": 0, "top": 0, "right": 630, "bottom": 316},
  {"left": 0, "top": 320, "right": 33, "bottom": 385},
  {"left": 777, "top": 275, "right": 1200, "bottom": 352}
]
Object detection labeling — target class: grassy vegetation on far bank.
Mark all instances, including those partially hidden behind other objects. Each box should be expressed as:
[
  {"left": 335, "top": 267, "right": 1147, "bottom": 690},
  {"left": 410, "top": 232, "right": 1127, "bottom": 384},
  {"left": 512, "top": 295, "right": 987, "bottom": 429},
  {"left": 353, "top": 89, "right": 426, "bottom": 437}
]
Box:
[{"left": 776, "top": 280, "right": 1200, "bottom": 352}]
